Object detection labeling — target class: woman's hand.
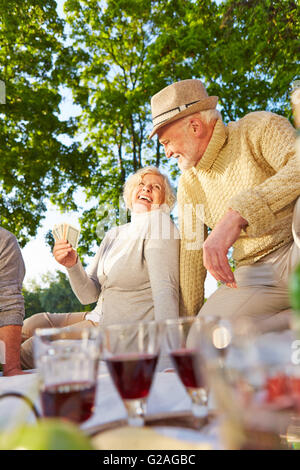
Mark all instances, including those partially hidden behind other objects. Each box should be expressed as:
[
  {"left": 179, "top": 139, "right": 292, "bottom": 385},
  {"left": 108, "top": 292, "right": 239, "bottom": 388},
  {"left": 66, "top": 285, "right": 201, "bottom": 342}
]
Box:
[{"left": 53, "top": 240, "right": 78, "bottom": 268}]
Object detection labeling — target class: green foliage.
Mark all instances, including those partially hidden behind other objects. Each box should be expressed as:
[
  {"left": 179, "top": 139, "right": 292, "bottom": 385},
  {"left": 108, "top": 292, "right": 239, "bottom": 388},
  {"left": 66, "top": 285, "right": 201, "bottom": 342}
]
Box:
[
  {"left": 22, "top": 287, "right": 43, "bottom": 317},
  {"left": 289, "top": 263, "right": 300, "bottom": 313},
  {"left": 0, "top": 0, "right": 91, "bottom": 246},
  {"left": 1, "top": 0, "right": 299, "bottom": 254},
  {"left": 59, "top": 0, "right": 177, "bottom": 254},
  {"left": 214, "top": 0, "right": 300, "bottom": 121},
  {"left": 23, "top": 271, "right": 95, "bottom": 318},
  {"left": 59, "top": 0, "right": 299, "bottom": 254}
]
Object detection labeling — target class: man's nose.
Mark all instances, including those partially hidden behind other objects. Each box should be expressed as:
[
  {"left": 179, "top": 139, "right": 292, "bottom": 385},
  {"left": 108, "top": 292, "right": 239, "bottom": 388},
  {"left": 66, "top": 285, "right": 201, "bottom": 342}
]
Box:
[
  {"left": 162, "top": 143, "right": 172, "bottom": 159},
  {"left": 166, "top": 148, "right": 173, "bottom": 159}
]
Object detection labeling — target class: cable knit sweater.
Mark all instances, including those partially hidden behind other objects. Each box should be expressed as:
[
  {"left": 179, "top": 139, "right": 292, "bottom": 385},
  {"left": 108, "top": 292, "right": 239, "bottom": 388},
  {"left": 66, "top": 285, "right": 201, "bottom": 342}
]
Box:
[{"left": 178, "top": 111, "right": 299, "bottom": 317}]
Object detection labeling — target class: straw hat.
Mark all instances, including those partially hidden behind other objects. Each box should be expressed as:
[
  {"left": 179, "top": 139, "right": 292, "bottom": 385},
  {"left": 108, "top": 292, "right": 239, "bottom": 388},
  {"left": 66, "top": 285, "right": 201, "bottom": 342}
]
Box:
[{"left": 149, "top": 79, "right": 218, "bottom": 139}]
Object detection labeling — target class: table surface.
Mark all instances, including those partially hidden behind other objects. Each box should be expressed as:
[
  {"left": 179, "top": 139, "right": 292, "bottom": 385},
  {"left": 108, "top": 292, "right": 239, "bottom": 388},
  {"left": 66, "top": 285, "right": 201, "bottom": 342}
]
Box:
[
  {"left": 1, "top": 331, "right": 296, "bottom": 449},
  {"left": 0, "top": 361, "right": 221, "bottom": 449}
]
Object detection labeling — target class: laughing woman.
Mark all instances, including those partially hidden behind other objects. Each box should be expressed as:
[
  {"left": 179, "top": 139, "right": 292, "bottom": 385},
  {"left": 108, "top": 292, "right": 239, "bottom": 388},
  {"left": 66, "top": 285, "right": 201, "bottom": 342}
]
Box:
[{"left": 21, "top": 167, "right": 179, "bottom": 368}]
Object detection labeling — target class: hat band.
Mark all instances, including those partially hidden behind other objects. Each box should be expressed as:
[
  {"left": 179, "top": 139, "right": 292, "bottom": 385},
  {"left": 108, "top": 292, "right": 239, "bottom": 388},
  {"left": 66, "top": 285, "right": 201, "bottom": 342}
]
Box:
[{"left": 152, "top": 100, "right": 200, "bottom": 129}]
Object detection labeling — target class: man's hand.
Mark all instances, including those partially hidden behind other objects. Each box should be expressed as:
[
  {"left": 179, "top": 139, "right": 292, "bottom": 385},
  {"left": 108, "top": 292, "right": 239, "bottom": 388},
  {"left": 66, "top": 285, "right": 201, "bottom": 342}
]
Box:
[
  {"left": 3, "top": 367, "right": 28, "bottom": 377},
  {"left": 0, "top": 325, "right": 24, "bottom": 376},
  {"left": 202, "top": 209, "right": 248, "bottom": 287}
]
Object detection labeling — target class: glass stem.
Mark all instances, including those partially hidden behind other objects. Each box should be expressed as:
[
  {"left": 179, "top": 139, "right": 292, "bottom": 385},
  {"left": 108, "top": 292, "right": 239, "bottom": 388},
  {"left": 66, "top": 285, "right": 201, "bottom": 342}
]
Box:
[
  {"left": 187, "top": 387, "right": 208, "bottom": 417},
  {"left": 124, "top": 398, "right": 146, "bottom": 427}
]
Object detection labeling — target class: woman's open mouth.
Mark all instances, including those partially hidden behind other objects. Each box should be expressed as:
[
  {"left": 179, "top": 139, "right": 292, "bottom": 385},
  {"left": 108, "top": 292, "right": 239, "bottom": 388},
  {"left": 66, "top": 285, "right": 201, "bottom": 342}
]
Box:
[{"left": 138, "top": 195, "right": 152, "bottom": 202}]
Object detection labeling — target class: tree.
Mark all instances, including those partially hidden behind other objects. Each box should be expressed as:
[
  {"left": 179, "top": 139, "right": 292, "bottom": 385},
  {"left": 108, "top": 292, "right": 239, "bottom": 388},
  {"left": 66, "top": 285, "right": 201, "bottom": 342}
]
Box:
[
  {"left": 23, "top": 271, "right": 95, "bottom": 318},
  {"left": 58, "top": 0, "right": 224, "bottom": 253},
  {"left": 59, "top": 0, "right": 175, "bottom": 255},
  {"left": 213, "top": 0, "right": 300, "bottom": 120},
  {"left": 59, "top": 0, "right": 299, "bottom": 258},
  {"left": 0, "top": 0, "right": 91, "bottom": 246},
  {"left": 144, "top": 0, "right": 300, "bottom": 121},
  {"left": 22, "top": 284, "right": 43, "bottom": 318},
  {"left": 1, "top": 0, "right": 299, "bottom": 253}
]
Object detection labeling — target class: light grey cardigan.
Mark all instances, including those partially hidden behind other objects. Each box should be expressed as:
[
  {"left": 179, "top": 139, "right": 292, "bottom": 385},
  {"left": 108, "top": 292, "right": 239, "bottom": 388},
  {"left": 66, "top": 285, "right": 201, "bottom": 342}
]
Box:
[
  {"left": 0, "top": 227, "right": 25, "bottom": 327},
  {"left": 67, "top": 210, "right": 180, "bottom": 325}
]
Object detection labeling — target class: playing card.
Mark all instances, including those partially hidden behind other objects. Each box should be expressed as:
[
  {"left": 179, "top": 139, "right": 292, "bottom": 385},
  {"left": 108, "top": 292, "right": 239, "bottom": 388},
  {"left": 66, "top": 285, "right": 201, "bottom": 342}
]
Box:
[
  {"left": 65, "top": 224, "right": 80, "bottom": 249},
  {"left": 52, "top": 222, "right": 80, "bottom": 249},
  {"left": 52, "top": 224, "right": 61, "bottom": 241}
]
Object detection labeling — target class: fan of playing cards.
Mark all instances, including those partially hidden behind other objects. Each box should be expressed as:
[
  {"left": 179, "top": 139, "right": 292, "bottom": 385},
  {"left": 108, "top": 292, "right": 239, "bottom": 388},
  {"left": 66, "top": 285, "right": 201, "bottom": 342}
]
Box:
[{"left": 52, "top": 223, "right": 80, "bottom": 250}]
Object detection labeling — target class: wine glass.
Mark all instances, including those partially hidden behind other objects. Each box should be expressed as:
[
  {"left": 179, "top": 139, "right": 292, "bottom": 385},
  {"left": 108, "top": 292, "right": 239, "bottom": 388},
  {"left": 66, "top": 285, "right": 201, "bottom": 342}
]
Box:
[
  {"left": 34, "top": 326, "right": 101, "bottom": 424},
  {"left": 209, "top": 317, "right": 297, "bottom": 449},
  {"left": 164, "top": 317, "right": 215, "bottom": 419},
  {"left": 101, "top": 321, "right": 162, "bottom": 427}
]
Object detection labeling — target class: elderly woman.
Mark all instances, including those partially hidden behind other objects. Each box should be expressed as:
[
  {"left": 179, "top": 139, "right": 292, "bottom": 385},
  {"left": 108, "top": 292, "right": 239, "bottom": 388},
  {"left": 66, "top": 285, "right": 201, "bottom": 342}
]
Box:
[{"left": 21, "top": 166, "right": 179, "bottom": 368}]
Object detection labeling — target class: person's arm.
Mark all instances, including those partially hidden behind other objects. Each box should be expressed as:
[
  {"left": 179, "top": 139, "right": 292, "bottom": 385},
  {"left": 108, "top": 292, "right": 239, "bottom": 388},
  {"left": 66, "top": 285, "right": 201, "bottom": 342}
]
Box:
[
  {"left": 144, "top": 215, "right": 180, "bottom": 322},
  {"left": 229, "top": 112, "right": 299, "bottom": 237},
  {"left": 177, "top": 182, "right": 208, "bottom": 317},
  {"left": 202, "top": 209, "right": 248, "bottom": 287},
  {"left": 53, "top": 239, "right": 101, "bottom": 304},
  {"left": 0, "top": 230, "right": 26, "bottom": 375},
  {"left": 0, "top": 325, "right": 23, "bottom": 376},
  {"left": 203, "top": 113, "right": 299, "bottom": 285},
  {"left": 67, "top": 249, "right": 102, "bottom": 305}
]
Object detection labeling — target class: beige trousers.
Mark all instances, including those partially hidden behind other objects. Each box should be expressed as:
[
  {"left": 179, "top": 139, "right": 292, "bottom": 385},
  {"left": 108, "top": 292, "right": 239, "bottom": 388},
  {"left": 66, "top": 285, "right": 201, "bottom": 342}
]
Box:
[
  {"left": 198, "top": 198, "right": 300, "bottom": 332},
  {"left": 20, "top": 311, "right": 173, "bottom": 372},
  {"left": 21, "top": 311, "right": 95, "bottom": 369}
]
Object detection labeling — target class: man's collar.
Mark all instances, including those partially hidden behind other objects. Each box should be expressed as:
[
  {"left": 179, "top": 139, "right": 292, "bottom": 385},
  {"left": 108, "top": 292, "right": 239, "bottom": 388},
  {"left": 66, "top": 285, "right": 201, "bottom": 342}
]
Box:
[{"left": 194, "top": 119, "right": 227, "bottom": 172}]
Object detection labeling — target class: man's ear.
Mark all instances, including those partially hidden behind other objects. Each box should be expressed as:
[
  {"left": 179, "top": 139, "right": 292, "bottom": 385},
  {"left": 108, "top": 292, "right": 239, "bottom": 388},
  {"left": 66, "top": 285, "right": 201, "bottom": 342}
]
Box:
[{"left": 189, "top": 117, "right": 203, "bottom": 136}]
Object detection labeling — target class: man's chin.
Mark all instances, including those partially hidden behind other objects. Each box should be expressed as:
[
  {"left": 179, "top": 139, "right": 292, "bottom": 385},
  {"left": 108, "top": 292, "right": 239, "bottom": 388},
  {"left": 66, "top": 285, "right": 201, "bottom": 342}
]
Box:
[{"left": 178, "top": 158, "right": 194, "bottom": 171}]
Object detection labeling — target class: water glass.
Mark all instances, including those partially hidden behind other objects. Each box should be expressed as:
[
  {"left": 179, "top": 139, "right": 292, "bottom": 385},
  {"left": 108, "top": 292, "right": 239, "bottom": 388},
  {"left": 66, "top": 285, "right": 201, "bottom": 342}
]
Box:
[{"left": 34, "top": 326, "right": 101, "bottom": 424}]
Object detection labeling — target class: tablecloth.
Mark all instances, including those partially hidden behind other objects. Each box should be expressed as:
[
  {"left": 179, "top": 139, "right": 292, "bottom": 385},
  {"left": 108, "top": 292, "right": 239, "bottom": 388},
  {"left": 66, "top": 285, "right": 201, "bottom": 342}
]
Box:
[{"left": 0, "top": 361, "right": 221, "bottom": 448}]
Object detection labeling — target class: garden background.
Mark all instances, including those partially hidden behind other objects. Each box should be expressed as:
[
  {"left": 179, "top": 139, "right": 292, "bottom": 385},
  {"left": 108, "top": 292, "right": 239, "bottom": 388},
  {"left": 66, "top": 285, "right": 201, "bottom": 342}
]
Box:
[{"left": 0, "top": 0, "right": 299, "bottom": 317}]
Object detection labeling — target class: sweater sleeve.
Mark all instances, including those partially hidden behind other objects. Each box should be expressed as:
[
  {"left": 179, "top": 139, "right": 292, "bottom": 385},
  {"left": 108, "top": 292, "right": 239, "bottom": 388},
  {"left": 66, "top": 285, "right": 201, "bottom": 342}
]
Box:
[
  {"left": 0, "top": 230, "right": 25, "bottom": 327},
  {"left": 144, "top": 215, "right": 180, "bottom": 322},
  {"left": 177, "top": 180, "right": 207, "bottom": 317},
  {"left": 229, "top": 113, "right": 300, "bottom": 237},
  {"left": 67, "top": 247, "right": 102, "bottom": 305}
]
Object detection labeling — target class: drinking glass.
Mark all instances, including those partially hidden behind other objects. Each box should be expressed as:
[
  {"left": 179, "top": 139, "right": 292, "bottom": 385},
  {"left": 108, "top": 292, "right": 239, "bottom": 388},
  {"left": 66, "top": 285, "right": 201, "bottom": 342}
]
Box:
[
  {"left": 101, "top": 321, "right": 162, "bottom": 427},
  {"left": 34, "top": 326, "right": 101, "bottom": 424},
  {"left": 164, "top": 317, "right": 220, "bottom": 418},
  {"left": 209, "top": 318, "right": 298, "bottom": 449}
]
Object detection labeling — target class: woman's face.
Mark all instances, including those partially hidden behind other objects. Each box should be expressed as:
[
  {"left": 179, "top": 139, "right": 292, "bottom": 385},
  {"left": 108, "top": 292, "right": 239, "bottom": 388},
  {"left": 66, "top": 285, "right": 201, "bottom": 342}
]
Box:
[{"left": 131, "top": 173, "right": 165, "bottom": 212}]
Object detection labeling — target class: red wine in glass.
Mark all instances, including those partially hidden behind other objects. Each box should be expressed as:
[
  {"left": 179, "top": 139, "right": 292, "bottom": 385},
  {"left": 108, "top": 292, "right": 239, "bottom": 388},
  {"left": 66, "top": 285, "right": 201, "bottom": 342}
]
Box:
[
  {"left": 106, "top": 353, "right": 158, "bottom": 400},
  {"left": 41, "top": 381, "right": 96, "bottom": 424},
  {"left": 170, "top": 348, "right": 206, "bottom": 389}
]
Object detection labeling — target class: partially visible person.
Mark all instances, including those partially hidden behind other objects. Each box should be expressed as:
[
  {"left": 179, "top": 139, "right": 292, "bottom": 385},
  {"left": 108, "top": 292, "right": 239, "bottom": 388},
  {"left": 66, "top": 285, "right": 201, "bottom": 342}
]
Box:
[
  {"left": 149, "top": 78, "right": 300, "bottom": 331},
  {"left": 0, "top": 227, "right": 26, "bottom": 376},
  {"left": 21, "top": 166, "right": 180, "bottom": 369}
]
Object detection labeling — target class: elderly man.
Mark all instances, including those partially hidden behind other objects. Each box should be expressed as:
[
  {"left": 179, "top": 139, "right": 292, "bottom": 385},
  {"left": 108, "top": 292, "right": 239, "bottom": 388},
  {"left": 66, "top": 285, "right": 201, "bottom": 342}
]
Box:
[
  {"left": 0, "top": 227, "right": 26, "bottom": 375},
  {"left": 149, "top": 79, "right": 300, "bottom": 329}
]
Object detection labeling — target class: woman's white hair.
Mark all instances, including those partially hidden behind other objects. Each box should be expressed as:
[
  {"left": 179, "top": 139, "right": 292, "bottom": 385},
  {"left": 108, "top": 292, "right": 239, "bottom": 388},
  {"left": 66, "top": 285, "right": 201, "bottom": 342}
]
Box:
[{"left": 123, "top": 166, "right": 176, "bottom": 211}]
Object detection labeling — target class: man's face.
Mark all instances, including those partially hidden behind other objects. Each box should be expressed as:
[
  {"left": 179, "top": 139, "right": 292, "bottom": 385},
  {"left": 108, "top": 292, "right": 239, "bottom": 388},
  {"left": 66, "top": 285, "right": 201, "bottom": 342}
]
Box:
[{"left": 157, "top": 118, "right": 201, "bottom": 171}]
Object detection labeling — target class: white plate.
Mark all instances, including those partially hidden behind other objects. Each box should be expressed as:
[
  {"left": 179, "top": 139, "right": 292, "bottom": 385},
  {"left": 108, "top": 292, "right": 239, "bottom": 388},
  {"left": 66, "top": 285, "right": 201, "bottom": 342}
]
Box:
[{"left": 154, "top": 425, "right": 222, "bottom": 449}]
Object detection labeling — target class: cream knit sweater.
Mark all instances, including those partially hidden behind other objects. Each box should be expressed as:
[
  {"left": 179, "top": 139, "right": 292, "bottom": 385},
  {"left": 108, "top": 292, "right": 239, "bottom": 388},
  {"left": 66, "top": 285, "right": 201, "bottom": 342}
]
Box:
[
  {"left": 178, "top": 111, "right": 300, "bottom": 317},
  {"left": 67, "top": 209, "right": 179, "bottom": 324}
]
